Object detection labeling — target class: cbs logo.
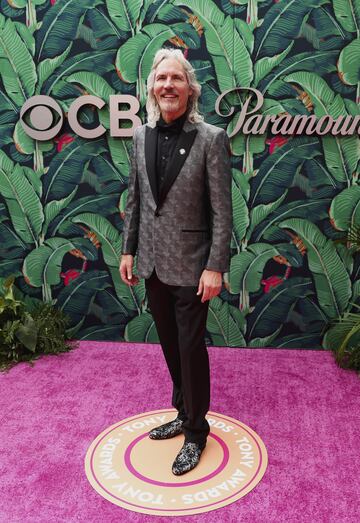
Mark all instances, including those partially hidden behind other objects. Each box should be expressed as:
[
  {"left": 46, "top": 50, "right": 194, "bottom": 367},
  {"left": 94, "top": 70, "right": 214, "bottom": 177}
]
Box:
[{"left": 20, "top": 95, "right": 142, "bottom": 140}]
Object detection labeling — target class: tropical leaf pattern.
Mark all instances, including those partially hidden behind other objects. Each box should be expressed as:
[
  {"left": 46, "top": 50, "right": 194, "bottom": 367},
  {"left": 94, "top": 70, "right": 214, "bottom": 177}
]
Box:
[{"left": 0, "top": 0, "right": 359, "bottom": 349}]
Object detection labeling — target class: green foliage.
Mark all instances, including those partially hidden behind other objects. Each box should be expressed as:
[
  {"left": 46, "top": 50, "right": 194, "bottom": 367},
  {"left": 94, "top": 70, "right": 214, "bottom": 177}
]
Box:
[
  {"left": 0, "top": 276, "right": 74, "bottom": 371},
  {"left": 324, "top": 308, "right": 360, "bottom": 371}
]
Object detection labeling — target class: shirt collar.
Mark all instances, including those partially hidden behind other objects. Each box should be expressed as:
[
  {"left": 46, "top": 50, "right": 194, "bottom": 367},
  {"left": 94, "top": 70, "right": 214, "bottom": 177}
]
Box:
[{"left": 156, "top": 111, "right": 188, "bottom": 133}]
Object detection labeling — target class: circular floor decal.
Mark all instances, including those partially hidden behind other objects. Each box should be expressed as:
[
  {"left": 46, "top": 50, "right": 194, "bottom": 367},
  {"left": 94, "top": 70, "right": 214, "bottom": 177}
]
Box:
[{"left": 85, "top": 409, "right": 268, "bottom": 516}]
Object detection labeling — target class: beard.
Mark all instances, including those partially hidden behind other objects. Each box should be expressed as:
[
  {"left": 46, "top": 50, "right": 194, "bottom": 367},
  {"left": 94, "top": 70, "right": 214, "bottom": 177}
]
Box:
[{"left": 159, "top": 97, "right": 180, "bottom": 112}]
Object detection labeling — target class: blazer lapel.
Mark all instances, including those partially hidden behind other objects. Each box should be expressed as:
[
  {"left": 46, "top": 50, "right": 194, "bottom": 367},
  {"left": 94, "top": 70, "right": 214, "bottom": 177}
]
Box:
[
  {"left": 158, "top": 124, "right": 198, "bottom": 207},
  {"left": 145, "top": 125, "right": 158, "bottom": 205}
]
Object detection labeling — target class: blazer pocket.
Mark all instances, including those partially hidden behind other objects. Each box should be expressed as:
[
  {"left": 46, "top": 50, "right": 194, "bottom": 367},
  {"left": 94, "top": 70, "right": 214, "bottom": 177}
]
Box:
[
  {"left": 181, "top": 229, "right": 211, "bottom": 241},
  {"left": 181, "top": 229, "right": 208, "bottom": 233}
]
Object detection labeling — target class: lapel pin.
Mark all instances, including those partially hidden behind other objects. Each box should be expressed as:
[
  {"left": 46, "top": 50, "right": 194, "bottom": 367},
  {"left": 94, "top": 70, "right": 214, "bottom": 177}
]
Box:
[{"left": 179, "top": 148, "right": 186, "bottom": 155}]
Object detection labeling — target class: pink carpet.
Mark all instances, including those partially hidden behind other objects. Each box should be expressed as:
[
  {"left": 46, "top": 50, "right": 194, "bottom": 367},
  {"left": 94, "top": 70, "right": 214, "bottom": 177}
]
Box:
[{"left": 0, "top": 342, "right": 359, "bottom": 522}]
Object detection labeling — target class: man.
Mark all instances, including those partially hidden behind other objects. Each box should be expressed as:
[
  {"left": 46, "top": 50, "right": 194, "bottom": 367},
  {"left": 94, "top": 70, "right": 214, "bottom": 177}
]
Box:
[{"left": 120, "top": 48, "right": 232, "bottom": 475}]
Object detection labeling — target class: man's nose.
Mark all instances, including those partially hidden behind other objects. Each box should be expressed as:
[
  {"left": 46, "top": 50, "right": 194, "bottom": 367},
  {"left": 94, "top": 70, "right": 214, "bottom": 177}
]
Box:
[{"left": 164, "top": 77, "right": 174, "bottom": 88}]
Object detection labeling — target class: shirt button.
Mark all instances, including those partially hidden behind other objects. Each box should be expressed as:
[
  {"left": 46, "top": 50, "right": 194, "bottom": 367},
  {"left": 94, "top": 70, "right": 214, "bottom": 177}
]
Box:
[
  {"left": 162, "top": 156, "right": 166, "bottom": 160},
  {"left": 165, "top": 136, "right": 168, "bottom": 140}
]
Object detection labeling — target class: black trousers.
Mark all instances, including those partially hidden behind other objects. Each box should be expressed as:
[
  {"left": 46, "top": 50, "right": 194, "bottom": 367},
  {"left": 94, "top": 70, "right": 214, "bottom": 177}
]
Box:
[{"left": 145, "top": 269, "right": 210, "bottom": 446}]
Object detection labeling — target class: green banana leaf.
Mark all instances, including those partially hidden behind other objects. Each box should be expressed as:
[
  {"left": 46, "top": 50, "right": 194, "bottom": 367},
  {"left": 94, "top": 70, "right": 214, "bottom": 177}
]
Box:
[
  {"left": 229, "top": 129, "right": 266, "bottom": 159},
  {"left": 70, "top": 212, "right": 144, "bottom": 310},
  {"left": 56, "top": 270, "right": 111, "bottom": 327},
  {"left": 260, "top": 50, "right": 338, "bottom": 96},
  {"left": 43, "top": 50, "right": 114, "bottom": 96},
  {"left": 9, "top": 0, "right": 46, "bottom": 8},
  {"left": 77, "top": 324, "right": 123, "bottom": 340},
  {"left": 36, "top": 45, "right": 72, "bottom": 92},
  {"left": 116, "top": 23, "right": 176, "bottom": 83},
  {"left": 174, "top": 0, "right": 253, "bottom": 90},
  {"left": 145, "top": 1, "right": 188, "bottom": 25},
  {"left": 0, "top": 15, "right": 37, "bottom": 105},
  {"left": 65, "top": 71, "right": 115, "bottom": 99},
  {"left": 48, "top": 194, "right": 118, "bottom": 237},
  {"left": 230, "top": 243, "right": 279, "bottom": 298},
  {"left": 252, "top": 199, "right": 331, "bottom": 242},
  {"left": 36, "top": 0, "right": 101, "bottom": 61},
  {"left": 97, "top": 289, "right": 130, "bottom": 324},
  {"left": 106, "top": 0, "right": 145, "bottom": 34},
  {"left": 338, "top": 38, "right": 360, "bottom": 85},
  {"left": 76, "top": 23, "right": 98, "bottom": 49},
  {"left": 298, "top": 22, "right": 321, "bottom": 50},
  {"left": 207, "top": 296, "right": 246, "bottom": 347},
  {"left": 253, "top": 42, "right": 293, "bottom": 86},
  {"left": 71, "top": 212, "right": 122, "bottom": 267},
  {"left": 0, "top": 158, "right": 43, "bottom": 245},
  {"left": 250, "top": 137, "right": 321, "bottom": 206},
  {"left": 231, "top": 180, "right": 249, "bottom": 247},
  {"left": 303, "top": 157, "right": 340, "bottom": 190},
  {"left": 283, "top": 71, "right": 347, "bottom": 118},
  {"left": 232, "top": 168, "right": 251, "bottom": 201},
  {"left": 90, "top": 153, "right": 129, "bottom": 185},
  {"left": 13, "top": 120, "right": 53, "bottom": 156},
  {"left": 228, "top": 0, "right": 269, "bottom": 29},
  {"left": 42, "top": 188, "right": 78, "bottom": 238},
  {"left": 311, "top": 5, "right": 352, "bottom": 43},
  {"left": 247, "top": 326, "right": 282, "bottom": 347},
  {"left": 275, "top": 333, "right": 322, "bottom": 348},
  {"left": 335, "top": 243, "right": 353, "bottom": 276},
  {"left": 329, "top": 186, "right": 360, "bottom": 231},
  {"left": 352, "top": 280, "right": 360, "bottom": 303},
  {"left": 0, "top": 220, "right": 27, "bottom": 257},
  {"left": 87, "top": 5, "right": 125, "bottom": 43},
  {"left": 245, "top": 192, "right": 287, "bottom": 241},
  {"left": 22, "top": 237, "right": 82, "bottom": 287},
  {"left": 333, "top": 0, "right": 360, "bottom": 33},
  {"left": 124, "top": 312, "right": 159, "bottom": 342},
  {"left": 283, "top": 71, "right": 359, "bottom": 184},
  {"left": 0, "top": 221, "right": 27, "bottom": 276},
  {"left": 274, "top": 243, "right": 304, "bottom": 268},
  {"left": 279, "top": 218, "right": 352, "bottom": 318},
  {"left": 115, "top": 22, "right": 199, "bottom": 104},
  {"left": 298, "top": 295, "right": 328, "bottom": 330},
  {"left": 43, "top": 139, "right": 104, "bottom": 202},
  {"left": 107, "top": 136, "right": 131, "bottom": 179},
  {"left": 254, "top": 0, "right": 327, "bottom": 60},
  {"left": 247, "top": 277, "right": 313, "bottom": 339},
  {"left": 323, "top": 311, "right": 360, "bottom": 352}
]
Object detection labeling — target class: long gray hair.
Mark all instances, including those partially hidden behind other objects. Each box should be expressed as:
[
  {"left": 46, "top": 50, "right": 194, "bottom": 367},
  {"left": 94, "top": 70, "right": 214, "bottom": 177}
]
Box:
[{"left": 146, "top": 48, "right": 203, "bottom": 125}]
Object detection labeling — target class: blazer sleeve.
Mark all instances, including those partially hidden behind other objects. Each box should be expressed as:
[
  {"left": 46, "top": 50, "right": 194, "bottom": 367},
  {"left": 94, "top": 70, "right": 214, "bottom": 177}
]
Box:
[
  {"left": 204, "top": 128, "right": 233, "bottom": 273},
  {"left": 121, "top": 127, "right": 140, "bottom": 256}
]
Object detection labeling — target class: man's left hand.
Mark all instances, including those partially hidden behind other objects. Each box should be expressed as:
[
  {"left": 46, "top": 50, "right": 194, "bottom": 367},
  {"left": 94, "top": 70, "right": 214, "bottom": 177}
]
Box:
[{"left": 197, "top": 269, "right": 222, "bottom": 303}]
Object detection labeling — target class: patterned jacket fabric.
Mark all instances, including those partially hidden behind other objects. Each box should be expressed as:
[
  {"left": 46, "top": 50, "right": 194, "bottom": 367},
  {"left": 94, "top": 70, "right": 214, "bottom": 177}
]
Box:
[{"left": 122, "top": 119, "right": 233, "bottom": 286}]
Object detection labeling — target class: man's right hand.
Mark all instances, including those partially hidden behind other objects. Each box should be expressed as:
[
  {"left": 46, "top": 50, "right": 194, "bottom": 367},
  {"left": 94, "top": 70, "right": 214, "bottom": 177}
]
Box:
[{"left": 120, "top": 254, "right": 139, "bottom": 286}]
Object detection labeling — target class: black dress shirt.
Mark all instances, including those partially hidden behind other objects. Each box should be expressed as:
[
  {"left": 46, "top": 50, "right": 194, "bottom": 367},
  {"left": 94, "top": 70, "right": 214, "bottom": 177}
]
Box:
[{"left": 155, "top": 111, "right": 188, "bottom": 195}]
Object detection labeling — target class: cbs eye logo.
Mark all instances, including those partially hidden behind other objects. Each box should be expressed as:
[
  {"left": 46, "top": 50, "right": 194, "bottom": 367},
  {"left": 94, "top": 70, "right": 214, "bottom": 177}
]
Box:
[
  {"left": 20, "top": 96, "right": 64, "bottom": 140},
  {"left": 20, "top": 95, "right": 141, "bottom": 139}
]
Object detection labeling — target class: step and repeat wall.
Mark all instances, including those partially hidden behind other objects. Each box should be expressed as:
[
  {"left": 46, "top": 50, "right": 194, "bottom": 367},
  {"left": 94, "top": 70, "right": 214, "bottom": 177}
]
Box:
[{"left": 0, "top": 0, "right": 359, "bottom": 348}]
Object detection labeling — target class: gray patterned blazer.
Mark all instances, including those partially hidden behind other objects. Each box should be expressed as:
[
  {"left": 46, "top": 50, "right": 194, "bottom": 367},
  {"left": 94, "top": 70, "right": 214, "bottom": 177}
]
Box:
[{"left": 122, "top": 119, "right": 232, "bottom": 286}]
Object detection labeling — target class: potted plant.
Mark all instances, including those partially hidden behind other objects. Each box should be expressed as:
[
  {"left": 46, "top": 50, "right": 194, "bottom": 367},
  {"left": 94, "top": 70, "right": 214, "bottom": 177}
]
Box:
[{"left": 0, "top": 276, "right": 75, "bottom": 371}]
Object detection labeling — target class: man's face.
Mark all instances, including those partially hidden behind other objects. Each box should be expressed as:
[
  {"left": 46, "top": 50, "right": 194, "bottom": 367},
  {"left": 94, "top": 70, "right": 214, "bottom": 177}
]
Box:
[{"left": 153, "top": 58, "right": 193, "bottom": 121}]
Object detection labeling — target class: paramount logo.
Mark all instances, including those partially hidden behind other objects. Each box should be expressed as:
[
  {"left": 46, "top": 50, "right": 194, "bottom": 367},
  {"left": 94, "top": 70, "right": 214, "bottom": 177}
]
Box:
[
  {"left": 218, "top": 87, "right": 360, "bottom": 137},
  {"left": 20, "top": 88, "right": 360, "bottom": 140}
]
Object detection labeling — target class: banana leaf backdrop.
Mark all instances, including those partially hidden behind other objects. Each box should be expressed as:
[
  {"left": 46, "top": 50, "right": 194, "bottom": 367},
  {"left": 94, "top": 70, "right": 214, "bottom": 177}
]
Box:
[{"left": 0, "top": 0, "right": 359, "bottom": 348}]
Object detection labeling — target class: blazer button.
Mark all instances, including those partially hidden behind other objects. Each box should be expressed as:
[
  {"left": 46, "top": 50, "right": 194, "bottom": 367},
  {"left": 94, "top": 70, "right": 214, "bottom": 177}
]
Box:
[{"left": 155, "top": 211, "right": 161, "bottom": 217}]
